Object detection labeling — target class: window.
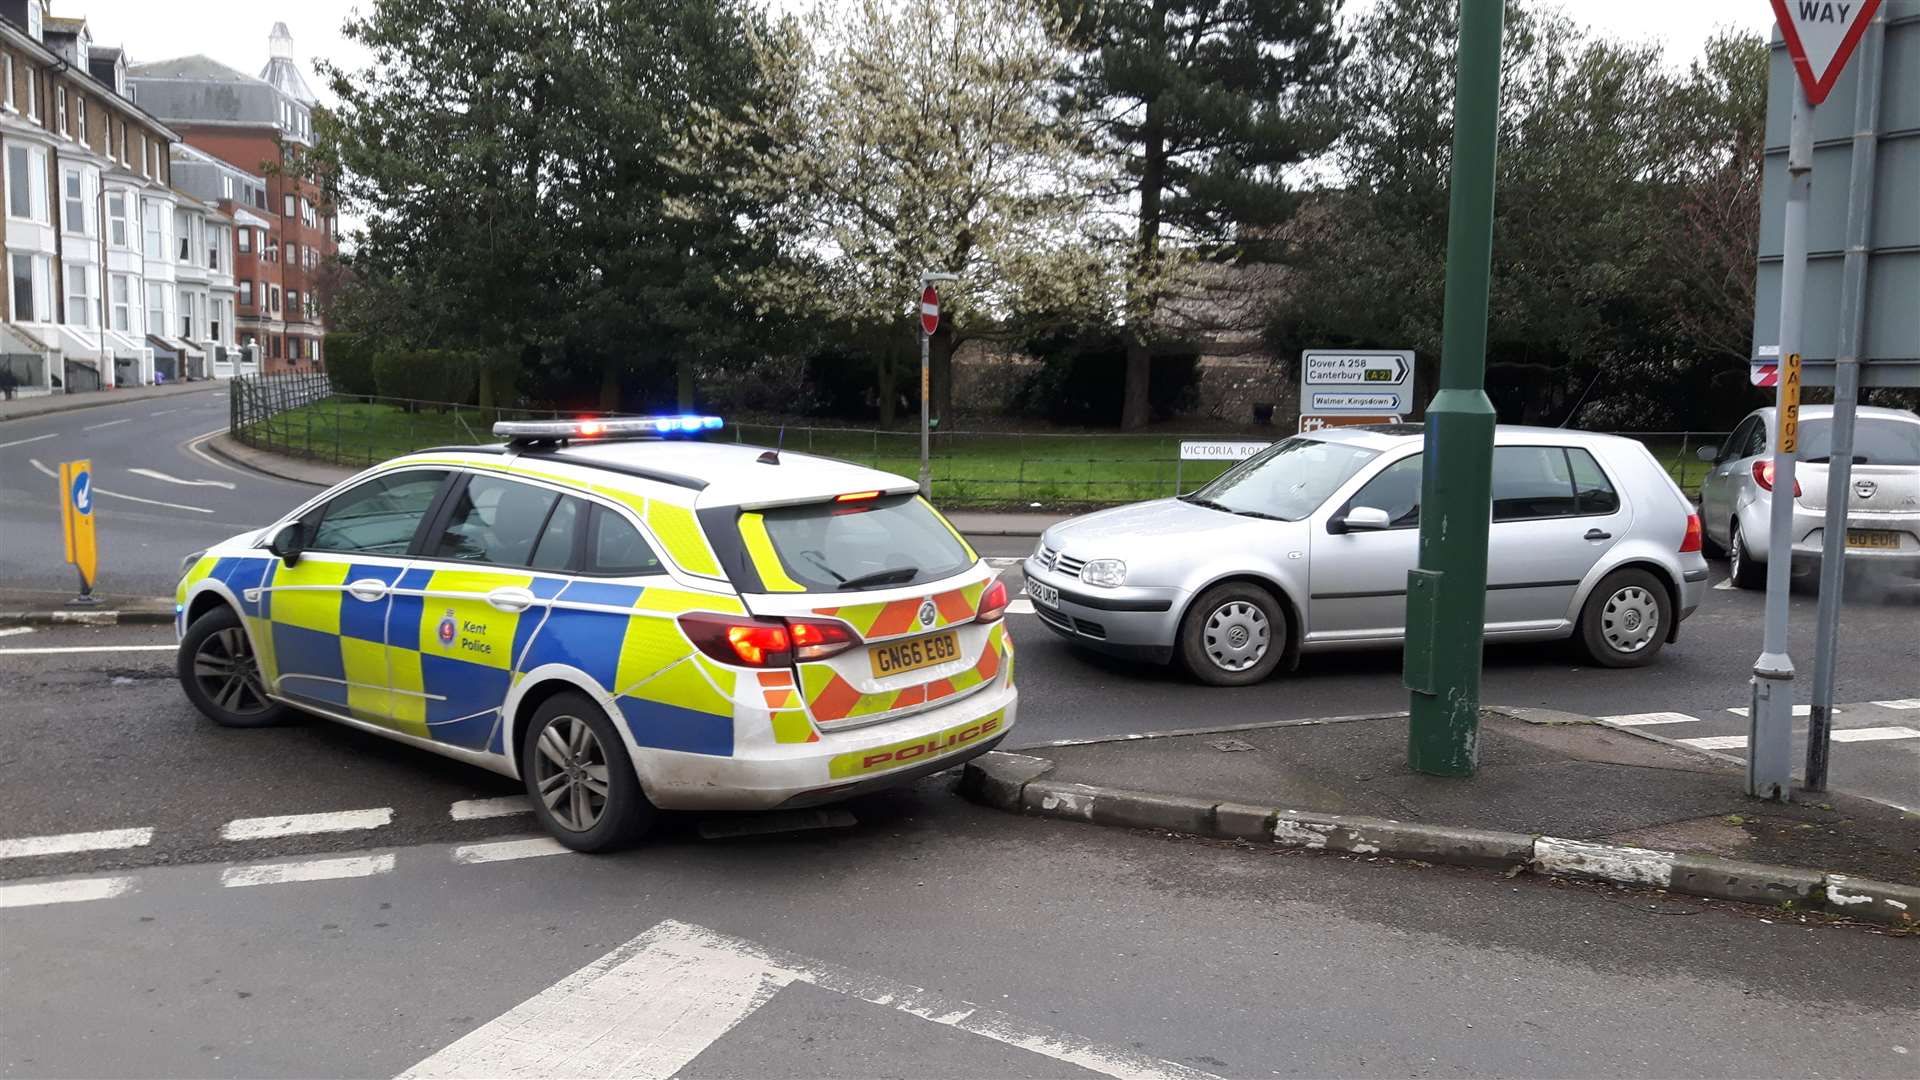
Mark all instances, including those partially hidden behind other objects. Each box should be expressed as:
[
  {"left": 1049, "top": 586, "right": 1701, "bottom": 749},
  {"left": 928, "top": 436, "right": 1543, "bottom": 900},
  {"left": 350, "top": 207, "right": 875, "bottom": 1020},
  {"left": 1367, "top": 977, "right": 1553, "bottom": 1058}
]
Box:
[
  {"left": 589, "top": 505, "right": 664, "bottom": 576},
  {"left": 239, "top": 280, "right": 252, "bottom": 305},
  {"left": 142, "top": 198, "right": 164, "bottom": 259},
  {"left": 270, "top": 285, "right": 280, "bottom": 313},
  {"left": 287, "top": 241, "right": 298, "bottom": 264},
  {"left": 208, "top": 226, "right": 222, "bottom": 270},
  {"left": 75, "top": 96, "right": 85, "bottom": 143},
  {"left": 750, "top": 495, "right": 967, "bottom": 592},
  {"left": 288, "top": 337, "right": 300, "bottom": 360},
  {"left": 25, "top": 64, "right": 37, "bottom": 120},
  {"left": 10, "top": 253, "right": 51, "bottom": 322},
  {"left": 1490, "top": 447, "right": 1581, "bottom": 522},
  {"left": 55, "top": 85, "right": 65, "bottom": 137},
  {"left": 1187, "top": 437, "right": 1381, "bottom": 523},
  {"left": 222, "top": 175, "right": 234, "bottom": 200},
  {"left": 266, "top": 238, "right": 278, "bottom": 262},
  {"left": 1796, "top": 418, "right": 1920, "bottom": 467},
  {"left": 62, "top": 168, "right": 87, "bottom": 235},
  {"left": 6, "top": 144, "right": 48, "bottom": 222},
  {"left": 212, "top": 298, "right": 228, "bottom": 343},
  {"left": 306, "top": 471, "right": 449, "bottom": 556},
  {"left": 430, "top": 476, "right": 570, "bottom": 566},
  {"left": 178, "top": 287, "right": 194, "bottom": 338},
  {"left": 117, "top": 121, "right": 126, "bottom": 164},
  {"left": 283, "top": 193, "right": 294, "bottom": 216},
  {"left": 1347, "top": 454, "right": 1423, "bottom": 528},
  {"left": 529, "top": 497, "right": 585, "bottom": 571},
  {"left": 1567, "top": 449, "right": 1620, "bottom": 515},
  {"left": 63, "top": 262, "right": 95, "bottom": 328},
  {"left": 270, "top": 335, "right": 281, "bottom": 358},
  {"left": 288, "top": 290, "right": 299, "bottom": 318},
  {"left": 237, "top": 227, "right": 251, "bottom": 253},
  {"left": 106, "top": 191, "right": 128, "bottom": 246},
  {"left": 175, "top": 208, "right": 191, "bottom": 262},
  {"left": 3, "top": 53, "right": 12, "bottom": 112},
  {"left": 145, "top": 281, "right": 165, "bottom": 333},
  {"left": 110, "top": 273, "right": 132, "bottom": 333}
]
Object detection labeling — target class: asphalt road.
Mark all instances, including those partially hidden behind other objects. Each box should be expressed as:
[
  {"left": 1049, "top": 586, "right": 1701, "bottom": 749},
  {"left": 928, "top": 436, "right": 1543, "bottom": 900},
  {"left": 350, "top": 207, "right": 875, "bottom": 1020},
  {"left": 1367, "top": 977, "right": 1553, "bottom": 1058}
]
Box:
[{"left": 0, "top": 385, "right": 315, "bottom": 599}]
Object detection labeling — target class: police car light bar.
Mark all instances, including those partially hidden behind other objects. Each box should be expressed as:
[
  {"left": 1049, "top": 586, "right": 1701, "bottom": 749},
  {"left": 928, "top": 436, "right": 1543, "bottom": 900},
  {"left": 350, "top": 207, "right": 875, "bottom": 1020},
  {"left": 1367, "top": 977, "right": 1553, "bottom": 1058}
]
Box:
[{"left": 492, "top": 416, "right": 724, "bottom": 442}]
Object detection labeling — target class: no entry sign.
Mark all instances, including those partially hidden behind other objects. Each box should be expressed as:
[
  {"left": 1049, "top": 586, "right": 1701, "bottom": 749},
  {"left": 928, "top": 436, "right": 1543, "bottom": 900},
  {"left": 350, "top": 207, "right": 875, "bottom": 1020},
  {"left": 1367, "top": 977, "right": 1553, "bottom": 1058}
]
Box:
[{"left": 920, "top": 286, "right": 940, "bottom": 336}]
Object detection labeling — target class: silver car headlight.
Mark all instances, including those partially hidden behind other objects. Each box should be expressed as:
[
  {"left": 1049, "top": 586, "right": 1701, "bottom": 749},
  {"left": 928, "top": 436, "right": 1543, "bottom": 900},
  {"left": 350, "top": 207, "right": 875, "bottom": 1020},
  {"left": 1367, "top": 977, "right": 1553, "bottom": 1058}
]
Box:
[{"left": 1080, "top": 559, "right": 1126, "bottom": 588}]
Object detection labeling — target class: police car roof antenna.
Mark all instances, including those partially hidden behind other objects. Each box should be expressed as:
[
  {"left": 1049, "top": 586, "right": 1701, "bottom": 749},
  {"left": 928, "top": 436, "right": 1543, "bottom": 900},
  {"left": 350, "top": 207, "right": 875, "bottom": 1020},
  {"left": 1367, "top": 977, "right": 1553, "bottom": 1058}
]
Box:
[{"left": 757, "top": 426, "right": 783, "bottom": 465}]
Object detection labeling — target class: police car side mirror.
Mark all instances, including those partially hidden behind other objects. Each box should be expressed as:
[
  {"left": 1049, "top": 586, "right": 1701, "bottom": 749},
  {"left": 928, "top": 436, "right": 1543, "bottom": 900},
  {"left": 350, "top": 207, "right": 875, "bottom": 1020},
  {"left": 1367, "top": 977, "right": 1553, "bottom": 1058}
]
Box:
[{"left": 268, "top": 523, "right": 304, "bottom": 567}]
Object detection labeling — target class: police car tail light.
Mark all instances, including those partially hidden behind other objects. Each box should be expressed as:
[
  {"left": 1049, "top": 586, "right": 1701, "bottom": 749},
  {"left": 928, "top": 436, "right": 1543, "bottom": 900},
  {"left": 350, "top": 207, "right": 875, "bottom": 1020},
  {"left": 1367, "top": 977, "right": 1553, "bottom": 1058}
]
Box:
[
  {"left": 680, "top": 613, "right": 793, "bottom": 668},
  {"left": 787, "top": 618, "right": 860, "bottom": 661},
  {"left": 975, "top": 579, "right": 1009, "bottom": 623}
]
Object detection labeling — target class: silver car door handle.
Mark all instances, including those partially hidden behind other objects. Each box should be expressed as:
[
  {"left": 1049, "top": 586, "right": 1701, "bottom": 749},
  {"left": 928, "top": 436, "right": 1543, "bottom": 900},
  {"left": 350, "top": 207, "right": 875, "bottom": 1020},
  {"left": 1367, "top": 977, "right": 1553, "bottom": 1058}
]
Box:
[
  {"left": 486, "top": 586, "right": 536, "bottom": 613},
  {"left": 344, "top": 578, "right": 390, "bottom": 603},
  {"left": 1583, "top": 528, "right": 1612, "bottom": 541}
]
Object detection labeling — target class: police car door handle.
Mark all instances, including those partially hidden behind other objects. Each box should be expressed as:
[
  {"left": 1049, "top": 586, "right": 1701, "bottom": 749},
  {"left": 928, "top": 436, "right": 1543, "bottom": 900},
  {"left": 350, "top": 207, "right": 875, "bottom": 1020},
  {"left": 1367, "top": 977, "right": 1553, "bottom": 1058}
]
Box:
[
  {"left": 345, "top": 578, "right": 391, "bottom": 603},
  {"left": 486, "top": 586, "right": 536, "bottom": 613}
]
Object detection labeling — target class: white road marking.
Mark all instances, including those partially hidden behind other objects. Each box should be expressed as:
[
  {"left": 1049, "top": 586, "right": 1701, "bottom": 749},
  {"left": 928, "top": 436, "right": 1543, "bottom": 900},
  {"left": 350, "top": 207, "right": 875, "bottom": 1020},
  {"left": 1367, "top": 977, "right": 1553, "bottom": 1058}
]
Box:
[
  {"left": 0, "top": 627, "right": 34, "bottom": 638},
  {"left": 449, "top": 796, "right": 531, "bottom": 821},
  {"left": 0, "top": 827, "right": 154, "bottom": 860},
  {"left": 1872, "top": 699, "right": 1920, "bottom": 710},
  {"left": 1599, "top": 712, "right": 1700, "bottom": 726},
  {"left": 452, "top": 837, "right": 570, "bottom": 864},
  {"left": 400, "top": 919, "right": 1221, "bottom": 1080},
  {"left": 148, "top": 409, "right": 177, "bottom": 416},
  {"left": 220, "top": 808, "right": 393, "bottom": 841},
  {"left": 27, "top": 458, "right": 215, "bottom": 513},
  {"left": 1829, "top": 726, "right": 1920, "bottom": 743},
  {"left": 82, "top": 417, "right": 133, "bottom": 430},
  {"left": 1727, "top": 705, "right": 1814, "bottom": 717},
  {"left": 0, "top": 432, "right": 58, "bottom": 450},
  {"left": 184, "top": 429, "right": 256, "bottom": 478},
  {"left": 1680, "top": 735, "right": 1750, "bottom": 750},
  {"left": 0, "top": 645, "right": 176, "bottom": 655},
  {"left": 1007, "top": 598, "right": 1035, "bottom": 615},
  {"left": 127, "top": 467, "right": 235, "bottom": 490},
  {"left": 221, "top": 853, "right": 396, "bottom": 888},
  {"left": 0, "top": 875, "right": 136, "bottom": 908}
]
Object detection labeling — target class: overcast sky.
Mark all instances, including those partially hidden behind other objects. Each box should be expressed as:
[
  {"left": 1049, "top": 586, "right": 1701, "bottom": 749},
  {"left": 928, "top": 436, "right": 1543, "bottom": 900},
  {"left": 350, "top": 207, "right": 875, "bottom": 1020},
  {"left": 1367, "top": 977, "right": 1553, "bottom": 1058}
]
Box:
[{"left": 70, "top": 0, "right": 1778, "bottom": 107}]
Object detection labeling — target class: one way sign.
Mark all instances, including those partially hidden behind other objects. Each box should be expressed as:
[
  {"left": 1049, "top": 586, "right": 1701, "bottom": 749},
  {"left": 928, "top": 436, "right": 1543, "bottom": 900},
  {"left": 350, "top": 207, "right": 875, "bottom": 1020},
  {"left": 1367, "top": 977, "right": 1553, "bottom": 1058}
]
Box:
[{"left": 1771, "top": 0, "right": 1882, "bottom": 105}]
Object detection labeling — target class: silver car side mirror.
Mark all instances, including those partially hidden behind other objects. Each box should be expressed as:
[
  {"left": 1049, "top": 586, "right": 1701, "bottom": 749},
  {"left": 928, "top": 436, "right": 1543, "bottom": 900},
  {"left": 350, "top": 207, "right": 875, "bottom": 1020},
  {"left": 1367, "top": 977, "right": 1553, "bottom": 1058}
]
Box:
[
  {"left": 1695, "top": 445, "right": 1718, "bottom": 463},
  {"left": 1340, "top": 506, "right": 1393, "bottom": 532}
]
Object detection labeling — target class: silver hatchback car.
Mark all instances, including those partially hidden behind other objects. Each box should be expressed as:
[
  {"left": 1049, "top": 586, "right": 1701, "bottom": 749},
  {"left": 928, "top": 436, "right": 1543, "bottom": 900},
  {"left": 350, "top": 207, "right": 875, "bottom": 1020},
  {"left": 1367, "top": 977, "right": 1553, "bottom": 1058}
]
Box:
[
  {"left": 1697, "top": 406, "right": 1920, "bottom": 588},
  {"left": 1025, "top": 425, "right": 1709, "bottom": 685}
]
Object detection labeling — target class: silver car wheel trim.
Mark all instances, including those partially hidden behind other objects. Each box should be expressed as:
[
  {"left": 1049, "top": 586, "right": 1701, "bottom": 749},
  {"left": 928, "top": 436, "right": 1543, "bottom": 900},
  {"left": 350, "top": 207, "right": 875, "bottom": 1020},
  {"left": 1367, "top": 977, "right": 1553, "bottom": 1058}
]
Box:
[
  {"left": 533, "top": 715, "right": 609, "bottom": 832},
  {"left": 193, "top": 627, "right": 270, "bottom": 716},
  {"left": 1729, "top": 526, "right": 1744, "bottom": 578},
  {"left": 1202, "top": 601, "right": 1270, "bottom": 671},
  {"left": 1600, "top": 586, "right": 1659, "bottom": 653}
]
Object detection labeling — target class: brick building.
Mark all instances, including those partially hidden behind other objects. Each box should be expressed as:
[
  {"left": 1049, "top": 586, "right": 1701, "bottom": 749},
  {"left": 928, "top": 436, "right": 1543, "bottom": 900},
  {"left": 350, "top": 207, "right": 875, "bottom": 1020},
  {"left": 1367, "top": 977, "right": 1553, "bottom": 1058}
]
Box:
[
  {"left": 0, "top": 0, "right": 210, "bottom": 396},
  {"left": 128, "top": 22, "right": 334, "bottom": 372}
]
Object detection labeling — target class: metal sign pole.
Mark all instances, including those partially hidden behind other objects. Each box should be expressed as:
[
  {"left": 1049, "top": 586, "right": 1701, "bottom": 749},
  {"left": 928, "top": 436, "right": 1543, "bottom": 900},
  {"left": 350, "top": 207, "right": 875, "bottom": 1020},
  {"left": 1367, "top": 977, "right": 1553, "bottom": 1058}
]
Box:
[
  {"left": 919, "top": 327, "right": 931, "bottom": 497},
  {"left": 1807, "top": 8, "right": 1886, "bottom": 792},
  {"left": 1749, "top": 77, "right": 1813, "bottom": 801}
]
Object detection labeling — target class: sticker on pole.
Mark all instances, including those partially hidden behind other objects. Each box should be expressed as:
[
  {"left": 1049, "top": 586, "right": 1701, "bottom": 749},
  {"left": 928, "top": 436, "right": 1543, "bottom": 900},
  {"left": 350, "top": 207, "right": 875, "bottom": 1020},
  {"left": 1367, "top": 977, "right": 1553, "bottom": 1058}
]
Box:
[
  {"left": 920, "top": 286, "right": 939, "bottom": 336},
  {"left": 1770, "top": 0, "right": 1881, "bottom": 106},
  {"left": 1778, "top": 353, "right": 1803, "bottom": 453},
  {"left": 1751, "top": 363, "right": 1779, "bottom": 387}
]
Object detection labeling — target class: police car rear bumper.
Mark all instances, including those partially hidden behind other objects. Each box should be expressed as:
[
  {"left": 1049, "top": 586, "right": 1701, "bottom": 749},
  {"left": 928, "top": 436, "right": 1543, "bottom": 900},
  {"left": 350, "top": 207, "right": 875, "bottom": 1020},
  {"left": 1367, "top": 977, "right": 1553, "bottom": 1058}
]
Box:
[{"left": 637, "top": 683, "right": 1018, "bottom": 811}]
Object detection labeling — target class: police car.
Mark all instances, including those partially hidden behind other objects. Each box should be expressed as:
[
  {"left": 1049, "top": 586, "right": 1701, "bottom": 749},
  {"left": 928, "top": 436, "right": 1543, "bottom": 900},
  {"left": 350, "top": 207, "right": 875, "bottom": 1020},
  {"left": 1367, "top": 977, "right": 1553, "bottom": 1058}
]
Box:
[{"left": 174, "top": 417, "right": 1016, "bottom": 851}]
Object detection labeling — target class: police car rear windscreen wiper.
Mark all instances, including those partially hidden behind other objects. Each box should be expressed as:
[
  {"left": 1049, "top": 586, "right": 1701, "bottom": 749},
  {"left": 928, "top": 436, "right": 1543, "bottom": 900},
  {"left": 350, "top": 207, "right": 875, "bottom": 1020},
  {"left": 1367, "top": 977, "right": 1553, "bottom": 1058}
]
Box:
[{"left": 839, "top": 567, "right": 921, "bottom": 590}]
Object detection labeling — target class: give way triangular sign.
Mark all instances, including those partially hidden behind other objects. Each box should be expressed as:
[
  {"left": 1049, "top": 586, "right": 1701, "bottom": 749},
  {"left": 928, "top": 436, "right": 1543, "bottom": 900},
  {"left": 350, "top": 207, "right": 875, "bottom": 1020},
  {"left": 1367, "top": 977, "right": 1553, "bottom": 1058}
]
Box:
[{"left": 1770, "top": 0, "right": 1882, "bottom": 105}]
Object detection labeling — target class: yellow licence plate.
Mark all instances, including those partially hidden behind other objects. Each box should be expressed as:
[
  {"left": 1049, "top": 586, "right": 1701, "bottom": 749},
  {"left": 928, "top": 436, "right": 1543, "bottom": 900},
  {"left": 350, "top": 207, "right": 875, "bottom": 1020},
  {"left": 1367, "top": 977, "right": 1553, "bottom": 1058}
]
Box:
[
  {"left": 868, "top": 631, "right": 961, "bottom": 678},
  {"left": 1846, "top": 529, "right": 1900, "bottom": 550}
]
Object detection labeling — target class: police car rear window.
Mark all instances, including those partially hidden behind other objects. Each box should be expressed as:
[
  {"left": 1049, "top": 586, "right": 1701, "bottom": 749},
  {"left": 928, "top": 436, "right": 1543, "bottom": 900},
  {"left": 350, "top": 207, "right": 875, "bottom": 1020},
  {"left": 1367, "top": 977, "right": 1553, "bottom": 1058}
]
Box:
[{"left": 754, "top": 495, "right": 972, "bottom": 593}]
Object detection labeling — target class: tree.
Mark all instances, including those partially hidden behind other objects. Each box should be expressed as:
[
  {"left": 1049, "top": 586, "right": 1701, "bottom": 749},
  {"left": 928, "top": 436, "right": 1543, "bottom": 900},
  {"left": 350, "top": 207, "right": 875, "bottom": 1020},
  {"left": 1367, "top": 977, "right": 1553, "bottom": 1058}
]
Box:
[
  {"left": 317, "top": 0, "right": 780, "bottom": 410},
  {"left": 707, "top": 0, "right": 1114, "bottom": 427},
  {"left": 1055, "top": 0, "right": 1343, "bottom": 428}
]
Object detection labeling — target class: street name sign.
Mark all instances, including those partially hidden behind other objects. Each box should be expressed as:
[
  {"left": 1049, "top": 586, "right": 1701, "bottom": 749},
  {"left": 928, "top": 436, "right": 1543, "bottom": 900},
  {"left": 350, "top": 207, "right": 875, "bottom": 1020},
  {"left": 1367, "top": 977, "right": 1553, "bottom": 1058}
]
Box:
[
  {"left": 1178, "top": 441, "right": 1268, "bottom": 461},
  {"left": 1299, "top": 349, "right": 1416, "bottom": 428},
  {"left": 1772, "top": 0, "right": 1882, "bottom": 104}
]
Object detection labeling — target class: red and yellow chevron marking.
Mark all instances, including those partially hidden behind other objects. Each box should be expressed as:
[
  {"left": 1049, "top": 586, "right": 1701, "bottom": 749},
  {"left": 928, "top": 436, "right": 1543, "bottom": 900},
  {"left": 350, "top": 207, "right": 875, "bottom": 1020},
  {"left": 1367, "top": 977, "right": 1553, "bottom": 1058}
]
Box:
[
  {"left": 813, "top": 580, "right": 989, "bottom": 640},
  {"left": 798, "top": 624, "right": 1008, "bottom": 723},
  {"left": 755, "top": 670, "right": 817, "bottom": 743}
]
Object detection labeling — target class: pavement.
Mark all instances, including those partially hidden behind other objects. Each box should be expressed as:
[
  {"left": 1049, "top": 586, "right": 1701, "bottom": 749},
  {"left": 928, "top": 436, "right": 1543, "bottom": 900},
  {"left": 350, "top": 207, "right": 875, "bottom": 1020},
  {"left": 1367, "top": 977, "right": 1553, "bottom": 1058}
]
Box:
[{"left": 0, "top": 380, "right": 222, "bottom": 421}]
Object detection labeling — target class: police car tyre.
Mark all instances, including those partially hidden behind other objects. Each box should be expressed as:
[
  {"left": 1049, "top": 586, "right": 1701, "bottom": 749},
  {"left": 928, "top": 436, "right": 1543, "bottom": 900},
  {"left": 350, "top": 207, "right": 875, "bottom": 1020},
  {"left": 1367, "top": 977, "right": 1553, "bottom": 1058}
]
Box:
[
  {"left": 178, "top": 606, "right": 288, "bottom": 728},
  {"left": 1576, "top": 567, "right": 1670, "bottom": 669},
  {"left": 1178, "top": 582, "right": 1286, "bottom": 687},
  {"left": 521, "top": 691, "right": 655, "bottom": 852}
]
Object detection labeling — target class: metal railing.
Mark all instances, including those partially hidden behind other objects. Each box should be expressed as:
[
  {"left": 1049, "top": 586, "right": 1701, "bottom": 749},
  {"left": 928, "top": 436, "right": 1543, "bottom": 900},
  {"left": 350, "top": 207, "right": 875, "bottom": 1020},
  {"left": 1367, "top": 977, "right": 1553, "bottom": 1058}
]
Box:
[{"left": 227, "top": 380, "right": 1732, "bottom": 506}]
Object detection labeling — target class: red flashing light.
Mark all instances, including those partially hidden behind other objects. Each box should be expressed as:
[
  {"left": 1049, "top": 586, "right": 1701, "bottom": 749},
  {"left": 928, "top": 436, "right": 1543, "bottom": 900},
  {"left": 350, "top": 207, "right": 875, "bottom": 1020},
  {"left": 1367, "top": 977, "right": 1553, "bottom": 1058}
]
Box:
[
  {"left": 836, "top": 490, "right": 882, "bottom": 503},
  {"left": 577, "top": 420, "right": 604, "bottom": 437},
  {"left": 1752, "top": 460, "right": 1802, "bottom": 498},
  {"left": 1680, "top": 514, "right": 1703, "bottom": 554},
  {"left": 975, "top": 579, "right": 1009, "bottom": 623}
]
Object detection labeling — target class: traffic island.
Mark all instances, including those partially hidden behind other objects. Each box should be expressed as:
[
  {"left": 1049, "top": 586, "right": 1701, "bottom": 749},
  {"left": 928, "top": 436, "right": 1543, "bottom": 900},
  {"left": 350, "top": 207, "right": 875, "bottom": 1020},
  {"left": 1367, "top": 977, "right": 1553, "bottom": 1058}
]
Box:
[
  {"left": 963, "top": 709, "right": 1919, "bottom": 928},
  {"left": 0, "top": 591, "right": 176, "bottom": 626}
]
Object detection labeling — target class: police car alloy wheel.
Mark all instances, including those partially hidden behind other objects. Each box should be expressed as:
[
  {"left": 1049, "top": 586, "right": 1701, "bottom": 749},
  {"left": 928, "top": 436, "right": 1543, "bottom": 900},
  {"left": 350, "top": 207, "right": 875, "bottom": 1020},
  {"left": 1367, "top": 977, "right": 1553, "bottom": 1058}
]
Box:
[
  {"left": 177, "top": 606, "right": 287, "bottom": 728},
  {"left": 521, "top": 691, "right": 655, "bottom": 852}
]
